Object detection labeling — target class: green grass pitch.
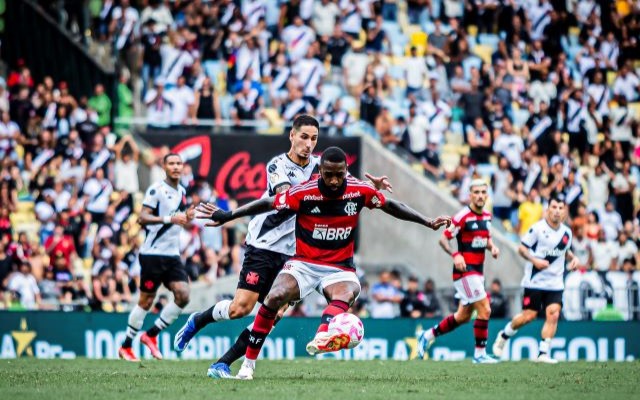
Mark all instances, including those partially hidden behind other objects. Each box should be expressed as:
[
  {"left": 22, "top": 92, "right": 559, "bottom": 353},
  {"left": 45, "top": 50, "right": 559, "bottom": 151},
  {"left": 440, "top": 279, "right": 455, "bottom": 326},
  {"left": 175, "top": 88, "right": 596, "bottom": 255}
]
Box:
[{"left": 1, "top": 359, "right": 638, "bottom": 400}]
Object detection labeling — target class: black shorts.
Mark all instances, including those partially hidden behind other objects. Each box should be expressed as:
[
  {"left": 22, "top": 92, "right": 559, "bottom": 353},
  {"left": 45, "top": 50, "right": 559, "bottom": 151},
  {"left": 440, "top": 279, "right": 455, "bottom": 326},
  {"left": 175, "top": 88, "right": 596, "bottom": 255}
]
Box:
[
  {"left": 237, "top": 245, "right": 289, "bottom": 302},
  {"left": 139, "top": 254, "right": 188, "bottom": 293},
  {"left": 522, "top": 288, "right": 563, "bottom": 313}
]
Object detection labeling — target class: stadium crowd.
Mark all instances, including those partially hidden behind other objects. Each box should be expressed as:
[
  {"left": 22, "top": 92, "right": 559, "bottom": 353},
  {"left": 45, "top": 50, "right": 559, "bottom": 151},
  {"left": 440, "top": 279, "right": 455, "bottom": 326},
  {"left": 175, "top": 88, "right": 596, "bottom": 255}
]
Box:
[{"left": 2, "top": 0, "right": 640, "bottom": 318}]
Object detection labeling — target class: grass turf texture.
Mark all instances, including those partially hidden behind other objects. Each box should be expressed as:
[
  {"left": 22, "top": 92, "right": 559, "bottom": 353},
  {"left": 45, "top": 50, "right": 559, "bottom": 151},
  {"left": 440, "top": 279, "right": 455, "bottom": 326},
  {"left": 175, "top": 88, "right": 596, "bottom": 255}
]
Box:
[{"left": 1, "top": 359, "right": 637, "bottom": 400}]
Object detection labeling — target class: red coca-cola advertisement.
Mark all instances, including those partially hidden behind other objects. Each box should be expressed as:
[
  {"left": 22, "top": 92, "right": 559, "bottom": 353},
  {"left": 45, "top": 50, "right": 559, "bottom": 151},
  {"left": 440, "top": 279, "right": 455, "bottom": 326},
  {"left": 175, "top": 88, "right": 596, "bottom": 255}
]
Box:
[{"left": 139, "top": 131, "right": 362, "bottom": 203}]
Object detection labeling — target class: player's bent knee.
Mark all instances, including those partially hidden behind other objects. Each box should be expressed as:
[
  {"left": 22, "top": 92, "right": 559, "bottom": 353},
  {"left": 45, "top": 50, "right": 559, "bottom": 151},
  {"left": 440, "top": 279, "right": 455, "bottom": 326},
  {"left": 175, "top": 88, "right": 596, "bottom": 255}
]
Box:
[
  {"left": 228, "top": 302, "right": 253, "bottom": 319},
  {"left": 264, "top": 289, "right": 290, "bottom": 309},
  {"left": 174, "top": 291, "right": 190, "bottom": 308}
]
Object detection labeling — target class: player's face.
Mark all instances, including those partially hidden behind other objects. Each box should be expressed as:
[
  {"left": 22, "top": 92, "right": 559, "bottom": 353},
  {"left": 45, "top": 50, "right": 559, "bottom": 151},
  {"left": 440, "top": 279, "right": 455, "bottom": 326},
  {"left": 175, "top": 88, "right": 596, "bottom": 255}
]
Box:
[
  {"left": 547, "top": 200, "right": 566, "bottom": 224},
  {"left": 469, "top": 185, "right": 488, "bottom": 210},
  {"left": 164, "top": 155, "right": 183, "bottom": 180},
  {"left": 290, "top": 125, "right": 319, "bottom": 160},
  {"left": 320, "top": 161, "right": 347, "bottom": 191}
]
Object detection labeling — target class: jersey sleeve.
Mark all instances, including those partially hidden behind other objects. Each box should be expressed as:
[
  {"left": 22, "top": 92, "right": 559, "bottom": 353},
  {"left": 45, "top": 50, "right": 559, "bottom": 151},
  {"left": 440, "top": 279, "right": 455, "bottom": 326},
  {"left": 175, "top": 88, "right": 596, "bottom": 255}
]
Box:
[
  {"left": 521, "top": 225, "right": 538, "bottom": 249},
  {"left": 266, "top": 159, "right": 292, "bottom": 194},
  {"left": 444, "top": 213, "right": 463, "bottom": 239},
  {"left": 364, "top": 186, "right": 387, "bottom": 209},
  {"left": 142, "top": 185, "right": 159, "bottom": 209},
  {"left": 273, "top": 187, "right": 301, "bottom": 212}
]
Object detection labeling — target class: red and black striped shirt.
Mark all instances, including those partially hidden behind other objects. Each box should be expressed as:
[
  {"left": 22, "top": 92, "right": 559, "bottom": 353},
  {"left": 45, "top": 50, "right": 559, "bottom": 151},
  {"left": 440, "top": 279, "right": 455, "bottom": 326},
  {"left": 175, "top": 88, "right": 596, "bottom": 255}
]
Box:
[
  {"left": 273, "top": 176, "right": 386, "bottom": 270},
  {"left": 444, "top": 206, "right": 492, "bottom": 281}
]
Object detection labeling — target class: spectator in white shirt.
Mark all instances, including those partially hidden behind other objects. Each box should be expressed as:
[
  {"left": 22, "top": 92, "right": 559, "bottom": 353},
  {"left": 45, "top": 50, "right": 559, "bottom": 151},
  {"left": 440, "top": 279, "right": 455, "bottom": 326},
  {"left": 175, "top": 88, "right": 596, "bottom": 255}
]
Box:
[
  {"left": 166, "top": 76, "right": 195, "bottom": 125},
  {"left": 144, "top": 79, "right": 173, "bottom": 127},
  {"left": 293, "top": 47, "right": 326, "bottom": 108},
  {"left": 612, "top": 63, "right": 640, "bottom": 102},
  {"left": 282, "top": 15, "right": 315, "bottom": 62},
  {"left": 586, "top": 164, "right": 611, "bottom": 211},
  {"left": 405, "top": 47, "right": 429, "bottom": 98},
  {"left": 113, "top": 135, "right": 140, "bottom": 194},
  {"left": 83, "top": 168, "right": 113, "bottom": 225},
  {"left": 614, "top": 232, "right": 638, "bottom": 269},
  {"left": 313, "top": 0, "right": 341, "bottom": 38},
  {"left": 591, "top": 230, "right": 618, "bottom": 273},
  {"left": 599, "top": 201, "right": 624, "bottom": 243},
  {"left": 8, "top": 261, "right": 41, "bottom": 310},
  {"left": 493, "top": 117, "right": 525, "bottom": 171}
]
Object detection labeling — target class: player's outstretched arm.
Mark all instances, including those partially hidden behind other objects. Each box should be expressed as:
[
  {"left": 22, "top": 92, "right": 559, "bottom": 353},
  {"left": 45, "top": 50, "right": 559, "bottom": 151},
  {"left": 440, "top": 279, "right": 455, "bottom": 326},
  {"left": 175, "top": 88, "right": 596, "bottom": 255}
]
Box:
[
  {"left": 380, "top": 199, "right": 451, "bottom": 230},
  {"left": 196, "top": 197, "right": 276, "bottom": 227}
]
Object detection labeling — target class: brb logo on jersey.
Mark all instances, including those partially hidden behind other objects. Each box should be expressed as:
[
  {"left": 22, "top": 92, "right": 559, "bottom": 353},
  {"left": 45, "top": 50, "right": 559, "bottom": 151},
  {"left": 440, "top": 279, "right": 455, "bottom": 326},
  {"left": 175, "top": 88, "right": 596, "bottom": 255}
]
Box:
[
  {"left": 312, "top": 224, "right": 353, "bottom": 240},
  {"left": 471, "top": 237, "right": 488, "bottom": 248},
  {"left": 344, "top": 201, "right": 358, "bottom": 216}
]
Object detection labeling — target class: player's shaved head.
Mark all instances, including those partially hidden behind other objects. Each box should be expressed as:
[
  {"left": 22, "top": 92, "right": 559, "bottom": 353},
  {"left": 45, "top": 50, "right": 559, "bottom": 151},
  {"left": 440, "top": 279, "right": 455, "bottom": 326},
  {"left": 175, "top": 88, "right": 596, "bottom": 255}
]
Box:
[{"left": 320, "top": 147, "right": 347, "bottom": 165}]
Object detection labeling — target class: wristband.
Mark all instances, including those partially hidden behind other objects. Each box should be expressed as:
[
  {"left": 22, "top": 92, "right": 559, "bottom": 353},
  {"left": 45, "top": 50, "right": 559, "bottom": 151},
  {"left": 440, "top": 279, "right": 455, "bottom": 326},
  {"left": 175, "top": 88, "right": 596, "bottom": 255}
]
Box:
[
  {"left": 212, "top": 209, "right": 232, "bottom": 223},
  {"left": 163, "top": 216, "right": 172, "bottom": 224},
  {"left": 452, "top": 252, "right": 461, "bottom": 258}
]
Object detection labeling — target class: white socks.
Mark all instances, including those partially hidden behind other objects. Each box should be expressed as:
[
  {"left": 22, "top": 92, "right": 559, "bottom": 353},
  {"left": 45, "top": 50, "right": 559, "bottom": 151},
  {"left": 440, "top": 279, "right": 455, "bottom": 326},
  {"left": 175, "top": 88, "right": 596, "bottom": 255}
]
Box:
[
  {"left": 504, "top": 321, "right": 518, "bottom": 337},
  {"left": 474, "top": 347, "right": 486, "bottom": 358},
  {"left": 212, "top": 299, "right": 232, "bottom": 321},
  {"left": 126, "top": 305, "right": 148, "bottom": 339},
  {"left": 154, "top": 302, "right": 183, "bottom": 331},
  {"left": 539, "top": 338, "right": 551, "bottom": 355},
  {"left": 424, "top": 328, "right": 436, "bottom": 341}
]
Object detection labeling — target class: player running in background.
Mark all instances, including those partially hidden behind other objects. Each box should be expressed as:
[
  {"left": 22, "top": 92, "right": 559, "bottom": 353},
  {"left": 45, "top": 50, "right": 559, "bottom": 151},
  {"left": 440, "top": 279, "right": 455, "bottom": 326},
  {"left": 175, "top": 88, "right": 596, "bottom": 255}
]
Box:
[
  {"left": 417, "top": 179, "right": 500, "bottom": 364},
  {"left": 492, "top": 194, "right": 579, "bottom": 363},
  {"left": 199, "top": 146, "right": 451, "bottom": 379},
  {"left": 118, "top": 154, "right": 195, "bottom": 361},
  {"left": 173, "top": 115, "right": 391, "bottom": 378}
]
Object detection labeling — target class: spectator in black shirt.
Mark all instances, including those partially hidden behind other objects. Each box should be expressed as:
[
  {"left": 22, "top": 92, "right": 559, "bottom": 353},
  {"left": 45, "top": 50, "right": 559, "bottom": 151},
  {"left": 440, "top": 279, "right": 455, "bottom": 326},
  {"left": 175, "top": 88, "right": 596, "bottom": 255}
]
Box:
[
  {"left": 326, "top": 25, "right": 349, "bottom": 69},
  {"left": 400, "top": 276, "right": 427, "bottom": 318},
  {"left": 141, "top": 19, "right": 164, "bottom": 99},
  {"left": 422, "top": 278, "right": 442, "bottom": 318},
  {"left": 359, "top": 85, "right": 382, "bottom": 126},
  {"left": 489, "top": 279, "right": 508, "bottom": 318}
]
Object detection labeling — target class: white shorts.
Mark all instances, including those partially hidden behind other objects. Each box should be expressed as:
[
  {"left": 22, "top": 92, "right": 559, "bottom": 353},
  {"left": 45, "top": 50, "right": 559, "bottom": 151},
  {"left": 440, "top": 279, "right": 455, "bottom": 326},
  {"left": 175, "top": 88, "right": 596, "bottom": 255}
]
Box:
[
  {"left": 280, "top": 259, "right": 361, "bottom": 300},
  {"left": 453, "top": 274, "right": 487, "bottom": 305}
]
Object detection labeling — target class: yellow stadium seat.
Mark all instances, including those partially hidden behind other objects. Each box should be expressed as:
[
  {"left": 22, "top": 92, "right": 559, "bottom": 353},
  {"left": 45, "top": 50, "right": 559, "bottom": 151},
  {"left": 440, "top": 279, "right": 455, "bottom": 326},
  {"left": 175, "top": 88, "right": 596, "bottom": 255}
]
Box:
[
  {"left": 473, "top": 44, "right": 492, "bottom": 65},
  {"left": 16, "top": 201, "right": 35, "bottom": 213},
  {"left": 607, "top": 71, "right": 617, "bottom": 86},
  {"left": 467, "top": 25, "right": 478, "bottom": 38},
  {"left": 628, "top": 102, "right": 640, "bottom": 118}
]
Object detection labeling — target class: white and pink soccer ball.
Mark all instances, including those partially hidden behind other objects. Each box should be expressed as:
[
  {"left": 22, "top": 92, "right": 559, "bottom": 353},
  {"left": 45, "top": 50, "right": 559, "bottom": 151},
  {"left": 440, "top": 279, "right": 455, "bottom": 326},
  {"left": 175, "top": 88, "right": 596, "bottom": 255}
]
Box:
[{"left": 328, "top": 313, "right": 364, "bottom": 349}]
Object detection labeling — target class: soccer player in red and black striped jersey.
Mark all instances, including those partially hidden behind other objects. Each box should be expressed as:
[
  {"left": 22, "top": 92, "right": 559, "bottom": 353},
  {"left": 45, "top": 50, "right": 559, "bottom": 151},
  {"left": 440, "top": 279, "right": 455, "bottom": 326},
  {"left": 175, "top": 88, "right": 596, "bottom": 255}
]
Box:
[
  {"left": 198, "top": 147, "right": 450, "bottom": 379},
  {"left": 417, "top": 179, "right": 501, "bottom": 364}
]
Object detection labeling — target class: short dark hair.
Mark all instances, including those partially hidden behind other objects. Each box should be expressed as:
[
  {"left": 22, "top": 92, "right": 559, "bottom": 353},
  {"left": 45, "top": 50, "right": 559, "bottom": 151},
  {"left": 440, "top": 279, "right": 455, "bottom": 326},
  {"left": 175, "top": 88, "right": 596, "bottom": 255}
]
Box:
[
  {"left": 292, "top": 114, "right": 319, "bottom": 132},
  {"left": 549, "top": 191, "right": 566, "bottom": 205},
  {"left": 163, "top": 153, "right": 182, "bottom": 164},
  {"left": 320, "top": 146, "right": 347, "bottom": 165}
]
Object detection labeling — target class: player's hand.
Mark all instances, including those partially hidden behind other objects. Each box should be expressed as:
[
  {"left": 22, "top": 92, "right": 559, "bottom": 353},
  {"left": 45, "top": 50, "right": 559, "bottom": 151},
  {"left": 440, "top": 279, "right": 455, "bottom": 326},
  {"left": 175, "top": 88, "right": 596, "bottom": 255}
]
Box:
[
  {"left": 567, "top": 257, "right": 579, "bottom": 271},
  {"left": 453, "top": 254, "right": 467, "bottom": 272},
  {"left": 532, "top": 258, "right": 550, "bottom": 270},
  {"left": 171, "top": 213, "right": 189, "bottom": 226},
  {"left": 491, "top": 246, "right": 500, "bottom": 259},
  {"left": 429, "top": 215, "right": 452, "bottom": 230},
  {"left": 196, "top": 202, "right": 232, "bottom": 227},
  {"left": 365, "top": 172, "right": 393, "bottom": 193},
  {"left": 185, "top": 205, "right": 196, "bottom": 222}
]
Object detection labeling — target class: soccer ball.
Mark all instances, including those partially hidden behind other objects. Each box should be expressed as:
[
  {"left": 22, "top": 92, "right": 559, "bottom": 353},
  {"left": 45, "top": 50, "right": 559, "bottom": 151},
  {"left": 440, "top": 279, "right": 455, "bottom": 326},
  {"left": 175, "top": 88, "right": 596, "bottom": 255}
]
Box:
[{"left": 328, "top": 313, "right": 364, "bottom": 349}]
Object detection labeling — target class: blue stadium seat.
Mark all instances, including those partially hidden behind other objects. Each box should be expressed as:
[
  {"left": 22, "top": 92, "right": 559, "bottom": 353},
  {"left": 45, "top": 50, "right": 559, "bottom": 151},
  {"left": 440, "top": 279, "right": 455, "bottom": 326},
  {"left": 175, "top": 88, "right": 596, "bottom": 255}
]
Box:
[{"left": 477, "top": 33, "right": 500, "bottom": 52}]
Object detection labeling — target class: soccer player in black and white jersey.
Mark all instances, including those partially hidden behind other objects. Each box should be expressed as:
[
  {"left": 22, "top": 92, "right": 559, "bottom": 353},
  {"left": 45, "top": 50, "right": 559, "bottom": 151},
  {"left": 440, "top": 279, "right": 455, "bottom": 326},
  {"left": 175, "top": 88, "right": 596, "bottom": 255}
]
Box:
[
  {"left": 492, "top": 194, "right": 579, "bottom": 364},
  {"left": 118, "top": 154, "right": 195, "bottom": 362},
  {"left": 173, "top": 114, "right": 391, "bottom": 378}
]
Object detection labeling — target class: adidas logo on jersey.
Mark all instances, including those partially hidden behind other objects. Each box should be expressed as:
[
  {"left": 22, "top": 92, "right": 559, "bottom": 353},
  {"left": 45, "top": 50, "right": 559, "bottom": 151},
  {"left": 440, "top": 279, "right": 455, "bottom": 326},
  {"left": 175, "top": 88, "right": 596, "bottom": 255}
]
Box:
[
  {"left": 471, "top": 223, "right": 479, "bottom": 229},
  {"left": 311, "top": 206, "right": 321, "bottom": 214}
]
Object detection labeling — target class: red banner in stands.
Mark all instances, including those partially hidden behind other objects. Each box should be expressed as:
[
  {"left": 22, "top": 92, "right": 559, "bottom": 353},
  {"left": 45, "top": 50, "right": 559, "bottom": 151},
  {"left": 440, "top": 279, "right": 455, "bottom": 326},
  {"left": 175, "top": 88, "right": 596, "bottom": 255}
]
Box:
[{"left": 139, "top": 131, "right": 361, "bottom": 203}]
